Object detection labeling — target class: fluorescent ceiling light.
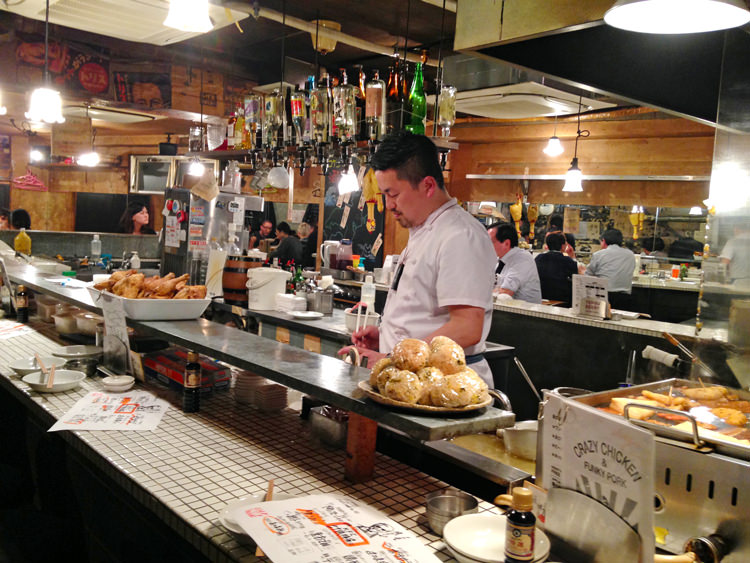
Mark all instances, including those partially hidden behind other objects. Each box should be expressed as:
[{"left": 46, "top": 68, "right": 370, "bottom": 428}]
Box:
[
  {"left": 604, "top": 0, "right": 750, "bottom": 34},
  {"left": 164, "top": 0, "right": 213, "bottom": 33}
]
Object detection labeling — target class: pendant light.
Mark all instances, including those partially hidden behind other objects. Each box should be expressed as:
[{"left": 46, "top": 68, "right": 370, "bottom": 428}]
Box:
[
  {"left": 604, "top": 0, "right": 750, "bottom": 34},
  {"left": 562, "top": 98, "right": 589, "bottom": 193},
  {"left": 25, "top": 0, "right": 65, "bottom": 124},
  {"left": 78, "top": 110, "right": 100, "bottom": 167},
  {"left": 543, "top": 115, "right": 564, "bottom": 157},
  {"left": 164, "top": 0, "right": 213, "bottom": 33},
  {"left": 0, "top": 88, "right": 6, "bottom": 115}
]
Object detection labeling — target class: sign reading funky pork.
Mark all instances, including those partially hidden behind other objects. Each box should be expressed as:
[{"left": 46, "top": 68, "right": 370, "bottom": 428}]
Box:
[{"left": 15, "top": 33, "right": 109, "bottom": 96}]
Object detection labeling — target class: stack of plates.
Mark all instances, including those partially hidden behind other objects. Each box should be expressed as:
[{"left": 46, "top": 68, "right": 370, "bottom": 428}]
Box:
[
  {"left": 252, "top": 383, "right": 288, "bottom": 412},
  {"left": 442, "top": 513, "right": 550, "bottom": 563},
  {"left": 275, "top": 293, "right": 307, "bottom": 312},
  {"left": 233, "top": 371, "right": 268, "bottom": 404}
]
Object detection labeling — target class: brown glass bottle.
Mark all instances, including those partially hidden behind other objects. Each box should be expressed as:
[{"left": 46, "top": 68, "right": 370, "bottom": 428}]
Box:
[
  {"left": 16, "top": 285, "right": 29, "bottom": 323},
  {"left": 505, "top": 487, "right": 535, "bottom": 562},
  {"left": 183, "top": 351, "right": 201, "bottom": 413}
]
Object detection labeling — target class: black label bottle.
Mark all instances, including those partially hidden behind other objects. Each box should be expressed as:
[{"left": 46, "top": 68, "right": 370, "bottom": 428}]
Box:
[
  {"left": 182, "top": 351, "right": 201, "bottom": 413},
  {"left": 16, "top": 285, "right": 29, "bottom": 323},
  {"left": 505, "top": 487, "right": 535, "bottom": 562}
]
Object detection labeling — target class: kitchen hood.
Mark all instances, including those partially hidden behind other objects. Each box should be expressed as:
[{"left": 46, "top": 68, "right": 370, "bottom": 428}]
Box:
[
  {"left": 441, "top": 54, "right": 617, "bottom": 119},
  {"left": 2, "top": 0, "right": 249, "bottom": 46}
]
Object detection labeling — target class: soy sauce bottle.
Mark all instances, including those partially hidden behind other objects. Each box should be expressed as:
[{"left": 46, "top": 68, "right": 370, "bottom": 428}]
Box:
[
  {"left": 182, "top": 351, "right": 201, "bottom": 413},
  {"left": 505, "top": 487, "right": 535, "bottom": 562},
  {"left": 16, "top": 285, "right": 29, "bottom": 323}
]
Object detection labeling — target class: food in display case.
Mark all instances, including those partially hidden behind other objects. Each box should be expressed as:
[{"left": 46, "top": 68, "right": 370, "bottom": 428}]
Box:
[
  {"left": 93, "top": 270, "right": 207, "bottom": 299},
  {"left": 364, "top": 337, "right": 489, "bottom": 410}
]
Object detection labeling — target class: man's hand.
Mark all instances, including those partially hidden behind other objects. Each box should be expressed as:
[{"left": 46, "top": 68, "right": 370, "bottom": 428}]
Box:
[
  {"left": 351, "top": 325, "right": 380, "bottom": 350},
  {"left": 336, "top": 345, "right": 386, "bottom": 368}
]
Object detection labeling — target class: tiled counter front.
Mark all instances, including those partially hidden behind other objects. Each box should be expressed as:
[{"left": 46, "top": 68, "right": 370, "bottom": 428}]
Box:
[{"left": 0, "top": 320, "right": 497, "bottom": 562}]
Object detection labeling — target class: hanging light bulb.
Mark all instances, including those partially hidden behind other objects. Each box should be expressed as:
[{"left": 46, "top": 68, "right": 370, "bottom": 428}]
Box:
[
  {"left": 26, "top": 1, "right": 65, "bottom": 124},
  {"left": 78, "top": 151, "right": 100, "bottom": 167},
  {"left": 0, "top": 88, "right": 6, "bottom": 116},
  {"left": 604, "top": 0, "right": 750, "bottom": 34},
  {"left": 563, "top": 158, "right": 583, "bottom": 192},
  {"left": 164, "top": 0, "right": 213, "bottom": 33},
  {"left": 543, "top": 136, "right": 564, "bottom": 157},
  {"left": 543, "top": 115, "right": 564, "bottom": 157},
  {"left": 562, "top": 97, "right": 589, "bottom": 193},
  {"left": 187, "top": 159, "right": 206, "bottom": 176},
  {"left": 338, "top": 164, "right": 359, "bottom": 195}
]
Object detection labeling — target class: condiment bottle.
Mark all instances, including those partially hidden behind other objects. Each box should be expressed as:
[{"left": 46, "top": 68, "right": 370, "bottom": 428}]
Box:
[
  {"left": 14, "top": 228, "right": 31, "bottom": 255},
  {"left": 91, "top": 234, "right": 101, "bottom": 263},
  {"left": 504, "top": 487, "right": 535, "bottom": 563},
  {"left": 16, "top": 285, "right": 29, "bottom": 323},
  {"left": 182, "top": 351, "right": 201, "bottom": 413}
]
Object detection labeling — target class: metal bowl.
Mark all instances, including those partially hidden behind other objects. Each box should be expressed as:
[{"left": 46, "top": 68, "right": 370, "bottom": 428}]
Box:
[{"left": 425, "top": 489, "right": 478, "bottom": 536}]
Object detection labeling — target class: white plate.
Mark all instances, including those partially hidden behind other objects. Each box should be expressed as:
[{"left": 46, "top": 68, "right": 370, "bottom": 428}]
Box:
[
  {"left": 87, "top": 287, "right": 210, "bottom": 321},
  {"left": 101, "top": 375, "right": 135, "bottom": 393},
  {"left": 52, "top": 345, "right": 103, "bottom": 359},
  {"left": 219, "top": 492, "right": 295, "bottom": 535},
  {"left": 443, "top": 513, "right": 550, "bottom": 563},
  {"left": 22, "top": 370, "right": 86, "bottom": 393},
  {"left": 288, "top": 311, "right": 324, "bottom": 319},
  {"left": 9, "top": 356, "right": 66, "bottom": 376}
]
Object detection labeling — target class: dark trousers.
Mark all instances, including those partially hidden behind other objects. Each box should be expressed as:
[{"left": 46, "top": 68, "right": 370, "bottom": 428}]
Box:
[{"left": 608, "top": 291, "right": 633, "bottom": 312}]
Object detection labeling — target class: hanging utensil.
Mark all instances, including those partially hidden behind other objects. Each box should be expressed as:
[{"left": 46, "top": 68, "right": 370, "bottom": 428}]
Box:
[
  {"left": 513, "top": 356, "right": 541, "bottom": 402},
  {"left": 662, "top": 332, "right": 720, "bottom": 380}
]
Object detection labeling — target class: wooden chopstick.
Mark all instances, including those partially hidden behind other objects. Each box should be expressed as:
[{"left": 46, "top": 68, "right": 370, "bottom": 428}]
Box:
[
  {"left": 255, "top": 479, "right": 275, "bottom": 557},
  {"left": 35, "top": 353, "right": 48, "bottom": 376},
  {"left": 46, "top": 364, "right": 56, "bottom": 389}
]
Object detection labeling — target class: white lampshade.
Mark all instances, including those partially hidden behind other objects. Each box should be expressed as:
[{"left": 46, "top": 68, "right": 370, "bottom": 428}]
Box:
[
  {"left": 338, "top": 165, "right": 359, "bottom": 194},
  {"left": 267, "top": 166, "right": 290, "bottom": 189},
  {"left": 164, "top": 0, "right": 213, "bottom": 33},
  {"left": 604, "top": 0, "right": 750, "bottom": 34},
  {"left": 77, "top": 152, "right": 101, "bottom": 167},
  {"left": 26, "top": 87, "right": 65, "bottom": 124},
  {"left": 562, "top": 158, "right": 583, "bottom": 192},
  {"left": 543, "top": 136, "right": 564, "bottom": 157}
]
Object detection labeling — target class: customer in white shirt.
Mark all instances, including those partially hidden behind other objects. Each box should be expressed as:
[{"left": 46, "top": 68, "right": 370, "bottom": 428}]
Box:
[
  {"left": 340, "top": 132, "right": 497, "bottom": 385},
  {"left": 586, "top": 228, "right": 636, "bottom": 310},
  {"left": 487, "top": 222, "right": 542, "bottom": 304}
]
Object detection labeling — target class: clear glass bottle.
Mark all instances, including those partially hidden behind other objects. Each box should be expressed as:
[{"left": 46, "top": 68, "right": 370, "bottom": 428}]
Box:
[
  {"left": 332, "top": 68, "right": 356, "bottom": 141},
  {"left": 91, "top": 234, "right": 101, "bottom": 263},
  {"left": 290, "top": 90, "right": 307, "bottom": 146},
  {"left": 407, "top": 62, "right": 426, "bottom": 135},
  {"left": 365, "top": 70, "right": 386, "bottom": 141},
  {"left": 263, "top": 89, "right": 284, "bottom": 147},
  {"left": 438, "top": 84, "right": 457, "bottom": 137},
  {"left": 310, "top": 77, "right": 330, "bottom": 144},
  {"left": 226, "top": 111, "right": 237, "bottom": 149},
  {"left": 353, "top": 64, "right": 367, "bottom": 140},
  {"left": 233, "top": 105, "right": 246, "bottom": 149},
  {"left": 244, "top": 93, "right": 262, "bottom": 149}
]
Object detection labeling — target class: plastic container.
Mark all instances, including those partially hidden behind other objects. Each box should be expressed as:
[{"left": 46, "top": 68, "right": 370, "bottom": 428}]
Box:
[
  {"left": 360, "top": 274, "right": 376, "bottom": 311},
  {"left": 91, "top": 234, "right": 101, "bottom": 263},
  {"left": 36, "top": 295, "right": 60, "bottom": 323},
  {"left": 246, "top": 268, "right": 291, "bottom": 310},
  {"left": 206, "top": 239, "right": 227, "bottom": 297},
  {"left": 14, "top": 228, "right": 31, "bottom": 255},
  {"left": 334, "top": 239, "right": 353, "bottom": 270},
  {"left": 130, "top": 251, "right": 141, "bottom": 270}
]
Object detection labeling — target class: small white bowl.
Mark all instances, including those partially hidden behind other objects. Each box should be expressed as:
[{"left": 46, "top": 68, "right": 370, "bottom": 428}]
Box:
[
  {"left": 22, "top": 369, "right": 86, "bottom": 393},
  {"left": 9, "top": 356, "right": 66, "bottom": 376},
  {"left": 101, "top": 375, "right": 135, "bottom": 392},
  {"left": 344, "top": 307, "right": 380, "bottom": 333}
]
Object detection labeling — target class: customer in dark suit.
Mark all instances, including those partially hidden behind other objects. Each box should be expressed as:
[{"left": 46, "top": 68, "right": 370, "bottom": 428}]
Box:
[{"left": 535, "top": 232, "right": 579, "bottom": 305}]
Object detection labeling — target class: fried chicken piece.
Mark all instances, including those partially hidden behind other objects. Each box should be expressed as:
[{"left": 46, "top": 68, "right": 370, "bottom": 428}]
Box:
[
  {"left": 155, "top": 273, "right": 189, "bottom": 296},
  {"left": 109, "top": 269, "right": 136, "bottom": 284},
  {"left": 142, "top": 275, "right": 162, "bottom": 293},
  {"left": 681, "top": 386, "right": 728, "bottom": 401},
  {"left": 187, "top": 285, "right": 207, "bottom": 299},
  {"left": 711, "top": 407, "right": 748, "bottom": 427},
  {"left": 93, "top": 279, "right": 115, "bottom": 291},
  {"left": 112, "top": 273, "right": 144, "bottom": 299},
  {"left": 173, "top": 287, "right": 190, "bottom": 299}
]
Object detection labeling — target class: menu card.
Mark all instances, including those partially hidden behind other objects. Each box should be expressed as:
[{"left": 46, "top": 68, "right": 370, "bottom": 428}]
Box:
[
  {"left": 538, "top": 393, "right": 655, "bottom": 560},
  {"left": 49, "top": 390, "right": 169, "bottom": 432},
  {"left": 231, "top": 493, "right": 441, "bottom": 563},
  {"left": 572, "top": 274, "right": 609, "bottom": 319}
]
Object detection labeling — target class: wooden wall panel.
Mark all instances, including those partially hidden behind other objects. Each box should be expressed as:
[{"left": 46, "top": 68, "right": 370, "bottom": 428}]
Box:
[{"left": 171, "top": 65, "right": 225, "bottom": 116}]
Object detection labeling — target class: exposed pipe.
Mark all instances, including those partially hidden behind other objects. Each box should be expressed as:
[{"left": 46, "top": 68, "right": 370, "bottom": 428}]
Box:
[{"left": 223, "top": 3, "right": 439, "bottom": 67}]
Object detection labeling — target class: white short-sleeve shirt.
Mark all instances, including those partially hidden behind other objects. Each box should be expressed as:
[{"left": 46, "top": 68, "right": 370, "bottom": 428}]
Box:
[
  {"left": 495, "top": 247, "right": 542, "bottom": 304},
  {"left": 379, "top": 199, "right": 497, "bottom": 358}
]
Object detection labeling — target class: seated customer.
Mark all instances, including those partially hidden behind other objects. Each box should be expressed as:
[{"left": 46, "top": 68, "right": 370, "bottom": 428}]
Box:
[
  {"left": 586, "top": 228, "right": 636, "bottom": 311},
  {"left": 0, "top": 208, "right": 9, "bottom": 230},
  {"left": 268, "top": 221, "right": 303, "bottom": 267},
  {"left": 535, "top": 232, "right": 578, "bottom": 304},
  {"left": 487, "top": 222, "right": 542, "bottom": 304},
  {"left": 10, "top": 208, "right": 31, "bottom": 230},
  {"left": 546, "top": 213, "right": 576, "bottom": 259},
  {"left": 249, "top": 219, "right": 274, "bottom": 250}
]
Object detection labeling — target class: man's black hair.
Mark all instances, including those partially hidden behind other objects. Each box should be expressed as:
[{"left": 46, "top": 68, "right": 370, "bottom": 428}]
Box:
[
  {"left": 370, "top": 131, "right": 445, "bottom": 190},
  {"left": 546, "top": 232, "right": 566, "bottom": 252},
  {"left": 276, "top": 221, "right": 292, "bottom": 235},
  {"left": 487, "top": 222, "right": 518, "bottom": 248},
  {"left": 10, "top": 208, "right": 31, "bottom": 230},
  {"left": 548, "top": 214, "right": 564, "bottom": 231},
  {"left": 602, "top": 228, "right": 623, "bottom": 246}
]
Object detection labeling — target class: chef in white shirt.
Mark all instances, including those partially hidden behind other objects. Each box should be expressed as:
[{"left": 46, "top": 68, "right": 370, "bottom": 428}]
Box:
[{"left": 340, "top": 132, "right": 497, "bottom": 385}]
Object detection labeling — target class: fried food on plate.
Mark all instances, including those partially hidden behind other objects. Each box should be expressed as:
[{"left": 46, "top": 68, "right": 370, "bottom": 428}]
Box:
[
  {"left": 711, "top": 407, "right": 748, "bottom": 427},
  {"left": 391, "top": 338, "right": 430, "bottom": 372},
  {"left": 383, "top": 370, "right": 423, "bottom": 404},
  {"left": 113, "top": 272, "right": 144, "bottom": 299},
  {"left": 681, "top": 386, "right": 728, "bottom": 401},
  {"left": 642, "top": 389, "right": 688, "bottom": 409},
  {"left": 95, "top": 270, "right": 207, "bottom": 299}
]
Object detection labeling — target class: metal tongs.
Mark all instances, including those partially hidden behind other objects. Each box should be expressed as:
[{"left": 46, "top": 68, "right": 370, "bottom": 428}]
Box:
[{"left": 662, "top": 332, "right": 720, "bottom": 380}]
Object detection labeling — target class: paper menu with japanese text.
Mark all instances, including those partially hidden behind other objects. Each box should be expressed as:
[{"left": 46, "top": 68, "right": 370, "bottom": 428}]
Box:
[
  {"left": 231, "top": 494, "right": 441, "bottom": 563},
  {"left": 48, "top": 391, "right": 169, "bottom": 432},
  {"left": 538, "top": 393, "right": 655, "bottom": 561}
]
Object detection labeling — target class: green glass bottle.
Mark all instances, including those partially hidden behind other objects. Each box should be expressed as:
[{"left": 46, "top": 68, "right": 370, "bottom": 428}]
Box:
[{"left": 407, "top": 62, "right": 426, "bottom": 135}]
